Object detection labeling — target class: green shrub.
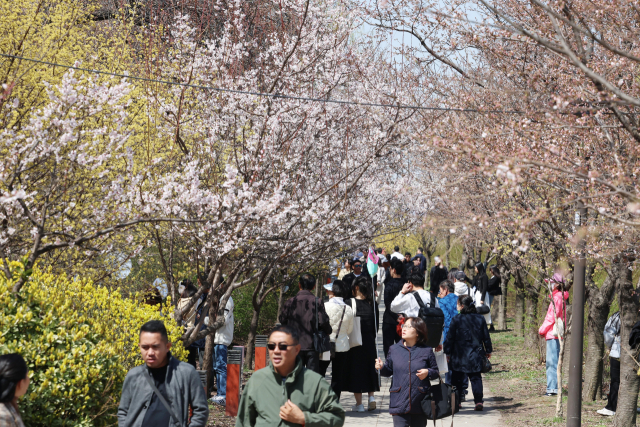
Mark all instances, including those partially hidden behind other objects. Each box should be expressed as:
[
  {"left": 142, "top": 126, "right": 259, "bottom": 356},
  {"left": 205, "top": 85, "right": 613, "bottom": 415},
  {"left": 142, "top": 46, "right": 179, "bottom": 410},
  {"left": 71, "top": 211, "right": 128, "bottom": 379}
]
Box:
[{"left": 0, "top": 264, "right": 186, "bottom": 426}]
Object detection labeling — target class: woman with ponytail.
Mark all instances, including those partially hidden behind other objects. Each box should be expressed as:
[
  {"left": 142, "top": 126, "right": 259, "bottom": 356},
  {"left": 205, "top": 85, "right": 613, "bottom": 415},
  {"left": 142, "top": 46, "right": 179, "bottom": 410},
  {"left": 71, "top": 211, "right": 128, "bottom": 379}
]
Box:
[
  {"left": 0, "top": 353, "right": 30, "bottom": 427},
  {"left": 344, "top": 276, "right": 380, "bottom": 412},
  {"left": 443, "top": 295, "right": 492, "bottom": 412}
]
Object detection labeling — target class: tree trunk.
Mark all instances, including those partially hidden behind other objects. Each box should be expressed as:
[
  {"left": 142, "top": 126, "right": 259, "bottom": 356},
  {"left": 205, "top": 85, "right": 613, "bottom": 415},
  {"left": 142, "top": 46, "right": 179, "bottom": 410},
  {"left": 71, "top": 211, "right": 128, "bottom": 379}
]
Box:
[
  {"left": 555, "top": 334, "right": 566, "bottom": 417},
  {"left": 524, "top": 289, "right": 540, "bottom": 351},
  {"left": 613, "top": 259, "right": 640, "bottom": 427},
  {"left": 445, "top": 234, "right": 451, "bottom": 269},
  {"left": 203, "top": 292, "right": 220, "bottom": 394},
  {"left": 514, "top": 289, "right": 525, "bottom": 337},
  {"left": 583, "top": 263, "right": 617, "bottom": 401},
  {"left": 498, "top": 264, "right": 509, "bottom": 330},
  {"left": 277, "top": 284, "right": 286, "bottom": 322},
  {"left": 245, "top": 307, "right": 261, "bottom": 370}
]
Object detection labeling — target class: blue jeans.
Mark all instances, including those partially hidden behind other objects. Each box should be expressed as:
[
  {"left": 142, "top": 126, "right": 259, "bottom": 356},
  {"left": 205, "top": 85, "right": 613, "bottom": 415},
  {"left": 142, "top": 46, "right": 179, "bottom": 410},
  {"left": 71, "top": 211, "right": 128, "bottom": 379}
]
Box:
[
  {"left": 213, "top": 344, "right": 228, "bottom": 397},
  {"left": 546, "top": 339, "right": 560, "bottom": 393}
]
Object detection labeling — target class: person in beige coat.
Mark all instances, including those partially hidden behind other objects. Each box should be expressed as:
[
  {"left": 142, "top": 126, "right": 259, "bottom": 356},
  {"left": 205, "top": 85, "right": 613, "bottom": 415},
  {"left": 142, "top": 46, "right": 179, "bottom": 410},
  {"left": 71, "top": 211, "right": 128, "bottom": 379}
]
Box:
[{"left": 319, "top": 280, "right": 354, "bottom": 400}]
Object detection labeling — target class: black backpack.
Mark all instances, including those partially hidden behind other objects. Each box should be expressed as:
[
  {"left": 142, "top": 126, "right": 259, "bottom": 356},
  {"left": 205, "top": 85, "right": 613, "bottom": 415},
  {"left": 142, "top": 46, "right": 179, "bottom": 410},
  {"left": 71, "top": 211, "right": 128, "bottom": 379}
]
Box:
[{"left": 411, "top": 291, "right": 445, "bottom": 348}]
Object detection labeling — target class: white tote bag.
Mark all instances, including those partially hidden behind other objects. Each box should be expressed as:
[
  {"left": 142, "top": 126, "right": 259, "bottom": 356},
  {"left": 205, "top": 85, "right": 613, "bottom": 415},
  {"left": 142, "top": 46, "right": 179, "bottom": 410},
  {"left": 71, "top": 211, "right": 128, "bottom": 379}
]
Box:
[{"left": 348, "top": 299, "right": 363, "bottom": 348}]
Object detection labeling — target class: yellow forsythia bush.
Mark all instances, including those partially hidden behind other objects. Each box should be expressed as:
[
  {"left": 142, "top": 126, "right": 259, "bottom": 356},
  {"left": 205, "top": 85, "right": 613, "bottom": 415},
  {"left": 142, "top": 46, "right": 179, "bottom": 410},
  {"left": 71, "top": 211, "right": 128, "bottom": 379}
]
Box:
[{"left": 0, "top": 264, "right": 186, "bottom": 426}]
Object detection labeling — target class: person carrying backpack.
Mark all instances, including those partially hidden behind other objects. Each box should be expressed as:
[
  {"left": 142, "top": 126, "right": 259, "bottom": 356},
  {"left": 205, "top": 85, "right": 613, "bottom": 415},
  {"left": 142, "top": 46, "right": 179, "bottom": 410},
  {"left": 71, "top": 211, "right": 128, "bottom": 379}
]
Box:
[{"left": 390, "top": 272, "right": 443, "bottom": 350}]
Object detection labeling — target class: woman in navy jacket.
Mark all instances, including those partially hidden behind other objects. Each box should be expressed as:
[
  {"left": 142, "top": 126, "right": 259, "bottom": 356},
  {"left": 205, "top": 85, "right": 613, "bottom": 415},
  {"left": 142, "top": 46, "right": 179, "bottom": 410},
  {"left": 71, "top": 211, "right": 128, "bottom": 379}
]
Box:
[
  {"left": 444, "top": 295, "right": 493, "bottom": 411},
  {"left": 375, "top": 317, "right": 439, "bottom": 427}
]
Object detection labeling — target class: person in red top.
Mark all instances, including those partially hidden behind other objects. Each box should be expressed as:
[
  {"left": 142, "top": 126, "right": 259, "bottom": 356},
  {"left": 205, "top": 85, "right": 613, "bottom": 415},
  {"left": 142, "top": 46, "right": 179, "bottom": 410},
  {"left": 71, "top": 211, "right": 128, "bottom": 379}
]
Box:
[{"left": 538, "top": 273, "right": 570, "bottom": 397}]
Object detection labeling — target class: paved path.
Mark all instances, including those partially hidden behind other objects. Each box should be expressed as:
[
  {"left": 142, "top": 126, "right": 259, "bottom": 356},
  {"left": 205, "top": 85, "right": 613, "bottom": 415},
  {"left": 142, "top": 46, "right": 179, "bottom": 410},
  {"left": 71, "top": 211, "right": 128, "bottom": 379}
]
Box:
[{"left": 334, "top": 303, "right": 503, "bottom": 427}]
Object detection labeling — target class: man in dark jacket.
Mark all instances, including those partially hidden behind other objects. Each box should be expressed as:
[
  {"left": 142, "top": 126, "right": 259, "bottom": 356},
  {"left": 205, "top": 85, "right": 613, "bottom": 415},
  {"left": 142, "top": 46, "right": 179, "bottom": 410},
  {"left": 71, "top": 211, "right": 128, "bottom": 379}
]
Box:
[
  {"left": 429, "top": 256, "right": 449, "bottom": 293},
  {"left": 118, "top": 321, "right": 209, "bottom": 427},
  {"left": 341, "top": 259, "right": 370, "bottom": 297},
  {"left": 382, "top": 258, "right": 405, "bottom": 358},
  {"left": 410, "top": 248, "right": 427, "bottom": 273},
  {"left": 279, "top": 273, "right": 332, "bottom": 373}
]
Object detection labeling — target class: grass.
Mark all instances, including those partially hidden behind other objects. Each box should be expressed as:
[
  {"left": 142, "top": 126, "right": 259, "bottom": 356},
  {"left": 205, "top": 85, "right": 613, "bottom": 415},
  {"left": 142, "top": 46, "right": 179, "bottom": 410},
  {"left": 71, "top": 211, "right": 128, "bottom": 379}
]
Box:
[{"left": 486, "top": 320, "right": 614, "bottom": 427}]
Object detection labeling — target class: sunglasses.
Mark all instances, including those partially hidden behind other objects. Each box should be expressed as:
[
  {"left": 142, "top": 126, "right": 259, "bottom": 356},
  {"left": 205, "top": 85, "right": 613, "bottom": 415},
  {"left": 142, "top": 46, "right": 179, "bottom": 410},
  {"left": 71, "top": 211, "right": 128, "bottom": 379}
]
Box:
[
  {"left": 353, "top": 264, "right": 362, "bottom": 268},
  {"left": 267, "top": 343, "right": 296, "bottom": 351}
]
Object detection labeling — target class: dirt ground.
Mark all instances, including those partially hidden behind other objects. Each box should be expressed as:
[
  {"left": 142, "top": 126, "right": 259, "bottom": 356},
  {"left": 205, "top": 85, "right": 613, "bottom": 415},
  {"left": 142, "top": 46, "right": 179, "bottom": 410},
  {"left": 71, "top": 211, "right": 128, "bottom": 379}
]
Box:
[{"left": 485, "top": 324, "right": 614, "bottom": 427}]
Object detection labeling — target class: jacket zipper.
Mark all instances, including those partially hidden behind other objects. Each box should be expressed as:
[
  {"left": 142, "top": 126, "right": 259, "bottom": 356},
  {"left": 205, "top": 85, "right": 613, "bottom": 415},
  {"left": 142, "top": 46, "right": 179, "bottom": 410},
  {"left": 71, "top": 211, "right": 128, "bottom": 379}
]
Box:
[{"left": 408, "top": 347, "right": 412, "bottom": 411}]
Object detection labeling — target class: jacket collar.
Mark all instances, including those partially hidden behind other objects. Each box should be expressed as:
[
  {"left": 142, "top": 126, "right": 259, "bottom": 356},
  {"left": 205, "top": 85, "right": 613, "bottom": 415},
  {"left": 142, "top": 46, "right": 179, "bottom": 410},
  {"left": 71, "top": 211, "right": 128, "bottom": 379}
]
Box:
[
  {"left": 297, "top": 290, "right": 314, "bottom": 296},
  {"left": 270, "top": 356, "right": 304, "bottom": 384}
]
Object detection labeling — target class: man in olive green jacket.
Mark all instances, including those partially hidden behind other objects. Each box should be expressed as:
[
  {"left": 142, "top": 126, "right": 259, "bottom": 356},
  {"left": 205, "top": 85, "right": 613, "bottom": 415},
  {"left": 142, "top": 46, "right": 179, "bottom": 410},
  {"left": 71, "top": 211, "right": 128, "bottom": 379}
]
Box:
[{"left": 235, "top": 325, "right": 345, "bottom": 427}]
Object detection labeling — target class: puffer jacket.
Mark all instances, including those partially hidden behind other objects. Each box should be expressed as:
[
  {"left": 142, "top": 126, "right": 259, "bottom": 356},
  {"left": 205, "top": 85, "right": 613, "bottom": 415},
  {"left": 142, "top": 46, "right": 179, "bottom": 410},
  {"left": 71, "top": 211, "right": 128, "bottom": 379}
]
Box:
[
  {"left": 444, "top": 313, "right": 492, "bottom": 373},
  {"left": 380, "top": 341, "right": 439, "bottom": 414},
  {"left": 437, "top": 293, "right": 458, "bottom": 343},
  {"left": 538, "top": 289, "right": 569, "bottom": 340},
  {"left": 325, "top": 299, "right": 354, "bottom": 352},
  {"left": 453, "top": 281, "right": 469, "bottom": 296}
]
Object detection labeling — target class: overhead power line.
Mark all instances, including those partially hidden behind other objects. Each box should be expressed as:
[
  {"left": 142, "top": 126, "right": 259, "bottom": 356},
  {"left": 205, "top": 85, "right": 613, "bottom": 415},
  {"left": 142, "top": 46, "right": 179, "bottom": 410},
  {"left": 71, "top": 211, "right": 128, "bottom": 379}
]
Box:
[{"left": 1, "top": 53, "right": 527, "bottom": 114}]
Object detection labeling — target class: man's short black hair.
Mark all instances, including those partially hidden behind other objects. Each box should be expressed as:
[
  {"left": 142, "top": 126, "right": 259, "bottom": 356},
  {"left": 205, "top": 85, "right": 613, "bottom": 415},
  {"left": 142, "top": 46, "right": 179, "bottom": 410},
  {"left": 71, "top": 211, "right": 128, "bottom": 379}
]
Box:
[
  {"left": 394, "top": 246, "right": 400, "bottom": 252},
  {"left": 268, "top": 325, "right": 300, "bottom": 344},
  {"left": 140, "top": 320, "right": 169, "bottom": 342},
  {"left": 408, "top": 273, "right": 425, "bottom": 288},
  {"left": 390, "top": 258, "right": 404, "bottom": 274},
  {"left": 299, "top": 273, "right": 316, "bottom": 290},
  {"left": 376, "top": 248, "right": 382, "bottom": 254},
  {"left": 417, "top": 247, "right": 424, "bottom": 253},
  {"left": 405, "top": 252, "right": 411, "bottom": 257}
]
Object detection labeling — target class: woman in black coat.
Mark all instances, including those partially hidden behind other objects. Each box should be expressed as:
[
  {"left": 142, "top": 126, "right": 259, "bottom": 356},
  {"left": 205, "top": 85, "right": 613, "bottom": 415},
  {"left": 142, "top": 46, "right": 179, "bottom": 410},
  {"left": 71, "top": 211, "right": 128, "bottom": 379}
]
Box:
[
  {"left": 443, "top": 295, "right": 493, "bottom": 411},
  {"left": 486, "top": 265, "right": 502, "bottom": 331},
  {"left": 472, "top": 262, "right": 491, "bottom": 326},
  {"left": 344, "top": 276, "right": 380, "bottom": 412},
  {"left": 376, "top": 316, "right": 439, "bottom": 427}
]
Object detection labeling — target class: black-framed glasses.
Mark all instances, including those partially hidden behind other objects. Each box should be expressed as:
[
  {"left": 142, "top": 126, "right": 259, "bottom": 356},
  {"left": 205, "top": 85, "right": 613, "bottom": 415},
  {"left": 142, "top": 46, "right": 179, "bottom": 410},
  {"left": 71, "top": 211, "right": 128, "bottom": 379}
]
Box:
[{"left": 267, "top": 343, "right": 296, "bottom": 351}]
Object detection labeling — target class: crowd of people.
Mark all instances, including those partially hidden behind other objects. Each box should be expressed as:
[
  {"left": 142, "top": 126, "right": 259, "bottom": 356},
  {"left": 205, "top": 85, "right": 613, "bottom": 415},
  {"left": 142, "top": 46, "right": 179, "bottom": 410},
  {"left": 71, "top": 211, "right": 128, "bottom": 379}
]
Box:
[
  {"left": 244, "top": 246, "right": 499, "bottom": 427},
  {"left": 2, "top": 245, "right": 598, "bottom": 427}
]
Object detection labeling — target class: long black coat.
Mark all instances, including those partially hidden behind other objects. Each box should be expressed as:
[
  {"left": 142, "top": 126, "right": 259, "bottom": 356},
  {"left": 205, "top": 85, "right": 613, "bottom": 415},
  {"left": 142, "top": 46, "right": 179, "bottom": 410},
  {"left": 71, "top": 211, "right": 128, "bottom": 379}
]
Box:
[
  {"left": 383, "top": 277, "right": 404, "bottom": 325},
  {"left": 443, "top": 313, "right": 493, "bottom": 373},
  {"left": 472, "top": 273, "right": 489, "bottom": 302}
]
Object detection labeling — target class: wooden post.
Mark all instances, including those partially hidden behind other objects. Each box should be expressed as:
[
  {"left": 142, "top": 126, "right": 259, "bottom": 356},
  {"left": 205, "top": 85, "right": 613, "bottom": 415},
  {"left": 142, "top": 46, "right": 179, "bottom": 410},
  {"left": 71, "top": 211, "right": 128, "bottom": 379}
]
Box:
[
  {"left": 254, "top": 335, "right": 268, "bottom": 371},
  {"left": 225, "top": 347, "right": 244, "bottom": 417}
]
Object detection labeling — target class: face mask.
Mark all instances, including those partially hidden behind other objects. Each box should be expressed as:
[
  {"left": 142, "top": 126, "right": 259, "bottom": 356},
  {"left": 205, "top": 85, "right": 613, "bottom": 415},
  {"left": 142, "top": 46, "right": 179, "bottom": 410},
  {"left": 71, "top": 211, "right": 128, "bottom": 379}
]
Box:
[{"left": 178, "top": 284, "right": 185, "bottom": 294}]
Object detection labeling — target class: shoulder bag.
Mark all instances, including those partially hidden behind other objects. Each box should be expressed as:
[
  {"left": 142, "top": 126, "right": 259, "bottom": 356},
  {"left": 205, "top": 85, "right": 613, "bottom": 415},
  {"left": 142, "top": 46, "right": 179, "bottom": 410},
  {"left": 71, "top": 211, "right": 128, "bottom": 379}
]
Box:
[
  {"left": 330, "top": 306, "right": 347, "bottom": 358},
  {"left": 348, "top": 299, "right": 363, "bottom": 348},
  {"left": 313, "top": 297, "right": 331, "bottom": 354},
  {"left": 421, "top": 376, "right": 460, "bottom": 426},
  {"left": 143, "top": 367, "right": 182, "bottom": 427}
]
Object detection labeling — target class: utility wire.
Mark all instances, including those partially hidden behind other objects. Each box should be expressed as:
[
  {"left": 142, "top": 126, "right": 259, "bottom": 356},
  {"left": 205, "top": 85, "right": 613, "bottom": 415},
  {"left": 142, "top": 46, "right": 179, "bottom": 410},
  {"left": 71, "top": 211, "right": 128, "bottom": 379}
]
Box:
[{"left": 1, "top": 53, "right": 527, "bottom": 114}]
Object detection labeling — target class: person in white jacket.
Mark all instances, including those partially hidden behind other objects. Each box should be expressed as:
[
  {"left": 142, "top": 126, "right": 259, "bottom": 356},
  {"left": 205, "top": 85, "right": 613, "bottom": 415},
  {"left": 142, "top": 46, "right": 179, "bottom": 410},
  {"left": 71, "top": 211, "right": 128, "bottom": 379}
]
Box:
[
  {"left": 390, "top": 272, "right": 440, "bottom": 318},
  {"left": 210, "top": 296, "right": 234, "bottom": 406},
  {"left": 321, "top": 280, "right": 354, "bottom": 400}
]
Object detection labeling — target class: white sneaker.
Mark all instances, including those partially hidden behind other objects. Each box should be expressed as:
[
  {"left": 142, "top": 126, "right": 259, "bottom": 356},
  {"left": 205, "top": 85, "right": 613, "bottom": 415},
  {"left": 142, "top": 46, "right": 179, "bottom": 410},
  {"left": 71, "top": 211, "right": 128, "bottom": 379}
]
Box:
[
  {"left": 351, "top": 404, "right": 365, "bottom": 412},
  {"left": 596, "top": 408, "right": 615, "bottom": 416},
  {"left": 210, "top": 396, "right": 226, "bottom": 406},
  {"left": 368, "top": 397, "right": 376, "bottom": 411}
]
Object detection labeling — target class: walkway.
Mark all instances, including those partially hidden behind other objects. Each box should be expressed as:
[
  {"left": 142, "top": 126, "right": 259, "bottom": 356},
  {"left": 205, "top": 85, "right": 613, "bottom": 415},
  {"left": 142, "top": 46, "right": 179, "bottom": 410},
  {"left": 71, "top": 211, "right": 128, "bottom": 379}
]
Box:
[{"left": 335, "top": 303, "right": 503, "bottom": 427}]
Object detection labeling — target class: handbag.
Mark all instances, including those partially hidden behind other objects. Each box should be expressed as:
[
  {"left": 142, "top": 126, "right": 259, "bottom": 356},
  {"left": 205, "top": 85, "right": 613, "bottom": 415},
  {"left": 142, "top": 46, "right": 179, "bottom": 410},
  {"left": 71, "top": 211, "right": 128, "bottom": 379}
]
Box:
[
  {"left": 348, "top": 299, "right": 363, "bottom": 348},
  {"left": 481, "top": 355, "right": 492, "bottom": 373},
  {"left": 313, "top": 297, "right": 331, "bottom": 354},
  {"left": 330, "top": 305, "right": 347, "bottom": 358},
  {"left": 143, "top": 367, "right": 183, "bottom": 427},
  {"left": 421, "top": 377, "right": 459, "bottom": 426}
]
